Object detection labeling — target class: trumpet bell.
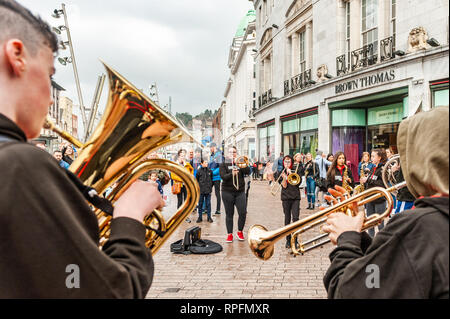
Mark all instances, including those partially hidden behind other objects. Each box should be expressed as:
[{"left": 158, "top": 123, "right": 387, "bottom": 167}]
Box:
[{"left": 248, "top": 224, "right": 275, "bottom": 260}]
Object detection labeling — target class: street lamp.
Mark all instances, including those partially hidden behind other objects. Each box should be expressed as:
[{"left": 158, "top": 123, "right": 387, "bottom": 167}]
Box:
[
  {"left": 58, "top": 56, "right": 72, "bottom": 66},
  {"left": 51, "top": 3, "right": 88, "bottom": 139},
  {"left": 59, "top": 40, "right": 69, "bottom": 50},
  {"left": 427, "top": 38, "right": 440, "bottom": 47},
  {"left": 51, "top": 9, "right": 64, "bottom": 18},
  {"left": 52, "top": 25, "right": 67, "bottom": 34}
]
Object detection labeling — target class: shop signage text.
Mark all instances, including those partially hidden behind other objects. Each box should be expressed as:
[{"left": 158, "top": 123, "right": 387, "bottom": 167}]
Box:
[{"left": 335, "top": 69, "right": 395, "bottom": 94}]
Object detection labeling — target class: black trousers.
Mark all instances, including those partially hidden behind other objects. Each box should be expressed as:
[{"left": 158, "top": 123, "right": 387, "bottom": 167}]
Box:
[
  {"left": 213, "top": 180, "right": 221, "bottom": 212},
  {"left": 222, "top": 190, "right": 247, "bottom": 234},
  {"left": 177, "top": 185, "right": 187, "bottom": 209},
  {"left": 282, "top": 199, "right": 300, "bottom": 242}
]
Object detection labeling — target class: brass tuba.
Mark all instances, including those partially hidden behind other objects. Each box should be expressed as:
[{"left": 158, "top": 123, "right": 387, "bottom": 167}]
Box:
[{"left": 44, "top": 61, "right": 200, "bottom": 254}]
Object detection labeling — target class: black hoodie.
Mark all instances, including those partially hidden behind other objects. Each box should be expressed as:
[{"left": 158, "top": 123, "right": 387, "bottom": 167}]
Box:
[
  {"left": 323, "top": 196, "right": 449, "bottom": 298},
  {"left": 0, "top": 113, "right": 153, "bottom": 298}
]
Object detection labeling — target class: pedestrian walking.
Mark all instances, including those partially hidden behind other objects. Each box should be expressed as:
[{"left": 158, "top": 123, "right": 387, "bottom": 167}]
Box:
[
  {"left": 53, "top": 150, "right": 70, "bottom": 170},
  {"left": 195, "top": 159, "right": 213, "bottom": 223},
  {"left": 276, "top": 155, "right": 301, "bottom": 249},
  {"left": 220, "top": 146, "right": 250, "bottom": 243},
  {"left": 304, "top": 153, "right": 319, "bottom": 210},
  {"left": 393, "top": 165, "right": 415, "bottom": 214},
  {"left": 148, "top": 170, "right": 164, "bottom": 198},
  {"left": 315, "top": 151, "right": 331, "bottom": 207},
  {"left": 326, "top": 151, "right": 354, "bottom": 192},
  {"left": 208, "top": 142, "right": 223, "bottom": 215},
  {"left": 359, "top": 149, "right": 388, "bottom": 237}
]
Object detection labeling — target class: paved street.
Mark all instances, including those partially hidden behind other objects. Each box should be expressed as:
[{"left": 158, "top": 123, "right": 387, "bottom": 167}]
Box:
[{"left": 146, "top": 180, "right": 332, "bottom": 299}]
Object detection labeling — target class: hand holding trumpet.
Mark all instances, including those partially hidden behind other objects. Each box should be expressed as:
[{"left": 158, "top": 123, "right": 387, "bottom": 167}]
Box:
[{"left": 321, "top": 186, "right": 365, "bottom": 245}]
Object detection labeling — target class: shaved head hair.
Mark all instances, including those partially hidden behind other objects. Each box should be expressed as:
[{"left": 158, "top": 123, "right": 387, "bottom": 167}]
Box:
[{"left": 0, "top": 0, "right": 58, "bottom": 55}]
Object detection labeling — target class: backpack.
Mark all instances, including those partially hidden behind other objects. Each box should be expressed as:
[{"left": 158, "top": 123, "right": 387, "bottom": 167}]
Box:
[{"left": 170, "top": 226, "right": 222, "bottom": 255}]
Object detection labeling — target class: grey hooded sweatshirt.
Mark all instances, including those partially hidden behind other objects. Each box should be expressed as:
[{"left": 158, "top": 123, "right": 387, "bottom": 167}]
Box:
[{"left": 323, "top": 107, "right": 449, "bottom": 299}]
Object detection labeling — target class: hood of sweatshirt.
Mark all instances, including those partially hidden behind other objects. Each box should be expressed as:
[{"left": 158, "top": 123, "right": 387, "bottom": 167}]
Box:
[{"left": 397, "top": 107, "right": 449, "bottom": 197}]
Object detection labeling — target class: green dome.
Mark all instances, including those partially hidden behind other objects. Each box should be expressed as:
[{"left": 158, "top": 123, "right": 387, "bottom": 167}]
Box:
[{"left": 235, "top": 9, "right": 256, "bottom": 37}]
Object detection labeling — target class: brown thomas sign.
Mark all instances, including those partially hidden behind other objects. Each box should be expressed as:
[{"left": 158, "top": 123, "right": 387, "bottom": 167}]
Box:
[{"left": 335, "top": 69, "right": 396, "bottom": 94}]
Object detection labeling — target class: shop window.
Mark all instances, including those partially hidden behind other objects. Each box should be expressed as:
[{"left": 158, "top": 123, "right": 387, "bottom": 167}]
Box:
[
  {"left": 367, "top": 103, "right": 403, "bottom": 125},
  {"left": 332, "top": 126, "right": 366, "bottom": 182},
  {"left": 258, "top": 123, "right": 275, "bottom": 161},
  {"left": 283, "top": 133, "right": 300, "bottom": 157},
  {"left": 432, "top": 88, "right": 449, "bottom": 108},
  {"left": 367, "top": 122, "right": 399, "bottom": 154},
  {"left": 300, "top": 131, "right": 318, "bottom": 158}
]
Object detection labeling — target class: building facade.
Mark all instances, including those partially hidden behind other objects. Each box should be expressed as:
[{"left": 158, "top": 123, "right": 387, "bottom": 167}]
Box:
[
  {"left": 251, "top": 0, "right": 449, "bottom": 179},
  {"left": 222, "top": 9, "right": 258, "bottom": 160},
  {"left": 35, "top": 80, "right": 66, "bottom": 151}
]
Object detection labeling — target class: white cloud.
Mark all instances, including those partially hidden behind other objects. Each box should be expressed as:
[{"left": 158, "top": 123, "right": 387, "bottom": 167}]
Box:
[{"left": 16, "top": 0, "right": 253, "bottom": 134}]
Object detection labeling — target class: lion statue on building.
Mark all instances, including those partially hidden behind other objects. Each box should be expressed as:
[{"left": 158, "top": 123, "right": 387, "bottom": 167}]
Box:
[
  {"left": 316, "top": 64, "right": 329, "bottom": 82},
  {"left": 407, "top": 27, "right": 429, "bottom": 53}
]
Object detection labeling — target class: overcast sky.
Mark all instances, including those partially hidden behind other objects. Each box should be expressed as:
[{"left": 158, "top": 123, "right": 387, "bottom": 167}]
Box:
[{"left": 18, "top": 0, "right": 253, "bottom": 125}]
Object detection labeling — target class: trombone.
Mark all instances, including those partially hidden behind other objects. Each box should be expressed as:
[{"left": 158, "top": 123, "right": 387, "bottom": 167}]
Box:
[
  {"left": 287, "top": 163, "right": 301, "bottom": 186},
  {"left": 270, "top": 163, "right": 301, "bottom": 196},
  {"left": 270, "top": 167, "right": 286, "bottom": 196},
  {"left": 232, "top": 156, "right": 249, "bottom": 190}
]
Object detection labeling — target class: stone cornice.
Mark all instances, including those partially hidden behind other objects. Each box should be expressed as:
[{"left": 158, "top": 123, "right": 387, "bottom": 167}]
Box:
[{"left": 253, "top": 45, "right": 449, "bottom": 116}]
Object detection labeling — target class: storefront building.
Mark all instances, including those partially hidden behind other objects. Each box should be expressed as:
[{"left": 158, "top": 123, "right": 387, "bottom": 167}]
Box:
[{"left": 250, "top": 0, "right": 449, "bottom": 170}]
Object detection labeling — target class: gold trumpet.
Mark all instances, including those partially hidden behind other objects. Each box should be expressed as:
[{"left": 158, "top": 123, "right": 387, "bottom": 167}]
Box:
[
  {"left": 248, "top": 182, "right": 406, "bottom": 260},
  {"left": 44, "top": 61, "right": 200, "bottom": 254},
  {"left": 232, "top": 156, "right": 249, "bottom": 190}
]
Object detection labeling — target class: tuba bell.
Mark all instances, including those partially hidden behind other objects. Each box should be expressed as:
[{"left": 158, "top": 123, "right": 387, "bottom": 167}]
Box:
[{"left": 44, "top": 61, "right": 200, "bottom": 254}]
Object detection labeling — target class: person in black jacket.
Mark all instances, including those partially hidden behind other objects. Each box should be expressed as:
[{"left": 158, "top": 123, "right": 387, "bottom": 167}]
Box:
[
  {"left": 0, "top": 0, "right": 164, "bottom": 298},
  {"left": 326, "top": 151, "right": 354, "bottom": 192},
  {"left": 195, "top": 159, "right": 214, "bottom": 223},
  {"left": 304, "top": 153, "right": 319, "bottom": 210},
  {"left": 359, "top": 148, "right": 387, "bottom": 237},
  {"left": 322, "top": 107, "right": 449, "bottom": 298},
  {"left": 220, "top": 146, "right": 251, "bottom": 243},
  {"left": 277, "top": 155, "right": 302, "bottom": 249},
  {"left": 393, "top": 165, "right": 416, "bottom": 214}
]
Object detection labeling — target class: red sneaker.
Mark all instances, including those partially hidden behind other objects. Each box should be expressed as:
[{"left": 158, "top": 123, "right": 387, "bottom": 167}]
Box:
[
  {"left": 226, "top": 234, "right": 233, "bottom": 243},
  {"left": 236, "top": 231, "right": 245, "bottom": 241}
]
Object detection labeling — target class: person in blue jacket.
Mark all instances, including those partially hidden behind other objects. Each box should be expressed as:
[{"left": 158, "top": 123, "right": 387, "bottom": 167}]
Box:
[{"left": 208, "top": 143, "right": 223, "bottom": 215}]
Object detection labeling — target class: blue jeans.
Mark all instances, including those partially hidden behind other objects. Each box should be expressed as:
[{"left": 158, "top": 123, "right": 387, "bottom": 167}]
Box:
[
  {"left": 198, "top": 193, "right": 211, "bottom": 219},
  {"left": 306, "top": 177, "right": 316, "bottom": 204},
  {"left": 394, "top": 200, "right": 414, "bottom": 214}
]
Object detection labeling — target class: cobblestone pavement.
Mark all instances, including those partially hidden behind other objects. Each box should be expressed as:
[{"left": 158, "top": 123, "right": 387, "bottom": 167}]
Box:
[{"left": 146, "top": 180, "right": 333, "bottom": 299}]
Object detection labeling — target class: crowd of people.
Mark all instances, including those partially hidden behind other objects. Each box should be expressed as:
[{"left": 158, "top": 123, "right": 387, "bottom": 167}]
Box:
[{"left": 0, "top": 0, "right": 446, "bottom": 299}]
